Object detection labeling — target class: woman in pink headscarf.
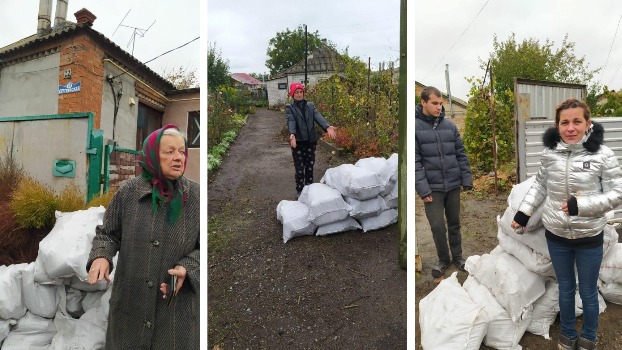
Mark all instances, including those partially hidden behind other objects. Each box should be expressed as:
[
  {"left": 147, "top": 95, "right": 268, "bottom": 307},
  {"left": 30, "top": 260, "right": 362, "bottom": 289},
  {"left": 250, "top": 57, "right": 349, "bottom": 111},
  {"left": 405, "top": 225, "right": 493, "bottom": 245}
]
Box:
[
  {"left": 87, "top": 124, "right": 200, "bottom": 349},
  {"left": 286, "top": 82, "right": 337, "bottom": 196}
]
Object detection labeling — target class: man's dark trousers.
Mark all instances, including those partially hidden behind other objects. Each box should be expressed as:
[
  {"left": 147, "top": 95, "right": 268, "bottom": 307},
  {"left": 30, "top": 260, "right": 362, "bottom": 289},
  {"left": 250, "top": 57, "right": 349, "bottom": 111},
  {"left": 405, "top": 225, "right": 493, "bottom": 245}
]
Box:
[{"left": 424, "top": 187, "right": 462, "bottom": 264}]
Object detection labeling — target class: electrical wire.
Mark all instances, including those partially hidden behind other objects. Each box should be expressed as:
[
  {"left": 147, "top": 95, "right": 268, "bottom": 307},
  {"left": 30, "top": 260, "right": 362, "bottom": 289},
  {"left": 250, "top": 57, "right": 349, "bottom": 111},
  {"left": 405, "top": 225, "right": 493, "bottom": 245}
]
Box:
[
  {"left": 143, "top": 36, "right": 199, "bottom": 65},
  {"left": 605, "top": 14, "right": 622, "bottom": 86},
  {"left": 422, "top": 0, "right": 491, "bottom": 81}
]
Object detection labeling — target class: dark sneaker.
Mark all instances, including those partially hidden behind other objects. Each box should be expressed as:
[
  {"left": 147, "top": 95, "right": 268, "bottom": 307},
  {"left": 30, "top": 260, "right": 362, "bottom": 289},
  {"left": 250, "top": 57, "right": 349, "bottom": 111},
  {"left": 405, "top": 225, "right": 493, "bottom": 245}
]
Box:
[
  {"left": 453, "top": 259, "right": 466, "bottom": 272},
  {"left": 431, "top": 262, "right": 450, "bottom": 279}
]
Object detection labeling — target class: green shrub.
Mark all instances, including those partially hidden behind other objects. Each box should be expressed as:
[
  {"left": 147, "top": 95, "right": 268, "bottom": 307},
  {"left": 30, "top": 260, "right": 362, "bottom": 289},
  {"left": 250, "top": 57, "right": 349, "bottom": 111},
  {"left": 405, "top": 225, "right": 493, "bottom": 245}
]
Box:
[
  {"left": 85, "top": 190, "right": 116, "bottom": 209},
  {"left": 207, "top": 154, "right": 222, "bottom": 171},
  {"left": 10, "top": 177, "right": 58, "bottom": 229},
  {"left": 0, "top": 152, "right": 24, "bottom": 202},
  {"left": 57, "top": 183, "right": 86, "bottom": 213}
]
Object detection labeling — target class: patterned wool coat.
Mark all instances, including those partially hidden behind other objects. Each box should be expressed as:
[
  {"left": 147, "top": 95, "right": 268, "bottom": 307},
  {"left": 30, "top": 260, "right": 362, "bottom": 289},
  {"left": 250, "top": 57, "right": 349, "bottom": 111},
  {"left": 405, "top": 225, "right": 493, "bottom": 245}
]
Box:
[{"left": 87, "top": 176, "right": 200, "bottom": 350}]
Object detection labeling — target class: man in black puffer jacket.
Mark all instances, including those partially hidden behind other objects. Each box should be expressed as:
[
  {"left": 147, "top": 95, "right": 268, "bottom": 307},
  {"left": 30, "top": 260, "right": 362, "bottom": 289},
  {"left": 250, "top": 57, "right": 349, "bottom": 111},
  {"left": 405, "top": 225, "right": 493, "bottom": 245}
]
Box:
[{"left": 415, "top": 86, "right": 473, "bottom": 281}]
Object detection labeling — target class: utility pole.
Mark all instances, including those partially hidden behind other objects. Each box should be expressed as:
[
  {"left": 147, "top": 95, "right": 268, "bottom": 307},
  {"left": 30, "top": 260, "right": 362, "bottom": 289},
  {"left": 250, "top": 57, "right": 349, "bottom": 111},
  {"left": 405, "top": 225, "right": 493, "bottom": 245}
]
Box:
[
  {"left": 398, "top": 0, "right": 407, "bottom": 270},
  {"left": 304, "top": 24, "right": 308, "bottom": 85},
  {"left": 490, "top": 66, "right": 499, "bottom": 195},
  {"left": 445, "top": 64, "right": 455, "bottom": 118}
]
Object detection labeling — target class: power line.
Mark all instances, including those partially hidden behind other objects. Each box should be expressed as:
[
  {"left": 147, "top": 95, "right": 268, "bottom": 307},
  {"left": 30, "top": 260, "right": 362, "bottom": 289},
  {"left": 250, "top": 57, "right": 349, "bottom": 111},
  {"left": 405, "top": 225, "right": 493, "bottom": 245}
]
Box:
[
  {"left": 605, "top": 14, "right": 622, "bottom": 86},
  {"left": 422, "top": 0, "right": 491, "bottom": 81},
  {"left": 144, "top": 36, "right": 200, "bottom": 65}
]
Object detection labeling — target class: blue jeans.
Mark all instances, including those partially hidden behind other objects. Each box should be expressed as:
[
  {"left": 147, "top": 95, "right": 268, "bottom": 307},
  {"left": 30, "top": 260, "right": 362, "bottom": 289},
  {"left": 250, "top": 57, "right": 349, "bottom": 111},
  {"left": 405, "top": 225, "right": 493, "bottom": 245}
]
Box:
[{"left": 547, "top": 237, "right": 603, "bottom": 342}]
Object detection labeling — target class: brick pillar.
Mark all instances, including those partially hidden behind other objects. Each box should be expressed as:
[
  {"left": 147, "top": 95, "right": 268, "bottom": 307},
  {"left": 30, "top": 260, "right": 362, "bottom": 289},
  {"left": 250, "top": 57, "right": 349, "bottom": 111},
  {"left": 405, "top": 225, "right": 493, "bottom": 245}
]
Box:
[{"left": 58, "top": 33, "right": 104, "bottom": 128}]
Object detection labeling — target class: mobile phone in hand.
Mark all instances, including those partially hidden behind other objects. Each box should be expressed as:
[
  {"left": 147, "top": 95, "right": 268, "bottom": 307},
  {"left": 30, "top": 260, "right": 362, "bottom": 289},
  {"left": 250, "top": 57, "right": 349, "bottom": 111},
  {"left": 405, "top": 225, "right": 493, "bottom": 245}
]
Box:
[{"left": 167, "top": 275, "right": 178, "bottom": 306}]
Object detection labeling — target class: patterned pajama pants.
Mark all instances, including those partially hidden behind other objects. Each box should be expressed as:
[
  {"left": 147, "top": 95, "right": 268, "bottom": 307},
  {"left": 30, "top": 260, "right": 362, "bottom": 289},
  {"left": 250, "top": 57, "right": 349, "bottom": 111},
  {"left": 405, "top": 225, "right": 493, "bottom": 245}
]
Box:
[{"left": 291, "top": 141, "right": 317, "bottom": 193}]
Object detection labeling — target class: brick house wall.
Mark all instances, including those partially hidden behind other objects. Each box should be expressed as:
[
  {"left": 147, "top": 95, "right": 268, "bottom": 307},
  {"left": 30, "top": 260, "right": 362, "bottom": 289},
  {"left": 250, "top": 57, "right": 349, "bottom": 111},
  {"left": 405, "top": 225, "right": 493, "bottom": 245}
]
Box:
[{"left": 108, "top": 150, "right": 141, "bottom": 192}]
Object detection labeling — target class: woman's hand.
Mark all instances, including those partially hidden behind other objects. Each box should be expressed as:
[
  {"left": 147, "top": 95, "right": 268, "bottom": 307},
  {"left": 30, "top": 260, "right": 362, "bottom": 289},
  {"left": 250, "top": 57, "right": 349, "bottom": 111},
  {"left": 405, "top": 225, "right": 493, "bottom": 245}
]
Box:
[
  {"left": 88, "top": 258, "right": 110, "bottom": 284},
  {"left": 327, "top": 126, "right": 337, "bottom": 139},
  {"left": 289, "top": 134, "right": 297, "bottom": 148},
  {"left": 561, "top": 200, "right": 568, "bottom": 214},
  {"left": 160, "top": 265, "right": 187, "bottom": 299},
  {"left": 510, "top": 220, "right": 525, "bottom": 233}
]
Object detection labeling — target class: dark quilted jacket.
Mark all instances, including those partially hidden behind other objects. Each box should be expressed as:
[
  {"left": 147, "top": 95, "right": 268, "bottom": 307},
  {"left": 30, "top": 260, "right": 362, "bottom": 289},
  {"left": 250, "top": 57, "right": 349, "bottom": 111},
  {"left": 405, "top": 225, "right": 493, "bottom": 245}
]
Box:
[
  {"left": 87, "top": 176, "right": 200, "bottom": 350},
  {"left": 415, "top": 104, "right": 472, "bottom": 198}
]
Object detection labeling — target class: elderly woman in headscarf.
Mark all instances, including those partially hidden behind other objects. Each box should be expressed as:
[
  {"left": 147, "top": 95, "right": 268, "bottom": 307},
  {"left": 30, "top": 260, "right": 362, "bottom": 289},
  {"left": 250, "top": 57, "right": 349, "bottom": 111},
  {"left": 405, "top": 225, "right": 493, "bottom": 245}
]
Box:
[
  {"left": 87, "top": 124, "right": 200, "bottom": 350},
  {"left": 286, "top": 82, "right": 337, "bottom": 196}
]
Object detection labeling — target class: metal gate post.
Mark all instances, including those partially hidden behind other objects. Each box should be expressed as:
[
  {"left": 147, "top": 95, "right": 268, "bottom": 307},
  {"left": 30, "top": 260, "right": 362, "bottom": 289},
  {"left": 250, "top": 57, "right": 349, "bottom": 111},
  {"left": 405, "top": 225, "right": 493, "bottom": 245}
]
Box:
[
  {"left": 87, "top": 130, "right": 103, "bottom": 201},
  {"left": 103, "top": 144, "right": 112, "bottom": 193}
]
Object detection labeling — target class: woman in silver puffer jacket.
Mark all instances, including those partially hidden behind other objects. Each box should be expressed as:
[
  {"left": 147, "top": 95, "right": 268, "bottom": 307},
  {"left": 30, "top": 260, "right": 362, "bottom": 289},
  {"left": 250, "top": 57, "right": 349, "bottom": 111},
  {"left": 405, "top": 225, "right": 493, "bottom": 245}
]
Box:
[{"left": 512, "top": 98, "right": 622, "bottom": 350}]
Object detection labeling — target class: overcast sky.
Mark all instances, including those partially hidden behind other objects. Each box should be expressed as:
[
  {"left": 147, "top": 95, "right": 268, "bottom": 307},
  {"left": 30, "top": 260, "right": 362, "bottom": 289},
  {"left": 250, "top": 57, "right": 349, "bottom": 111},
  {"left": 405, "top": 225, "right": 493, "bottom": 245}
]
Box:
[
  {"left": 207, "top": 0, "right": 400, "bottom": 77},
  {"left": 416, "top": 0, "right": 622, "bottom": 101},
  {"left": 1, "top": 0, "right": 200, "bottom": 84}
]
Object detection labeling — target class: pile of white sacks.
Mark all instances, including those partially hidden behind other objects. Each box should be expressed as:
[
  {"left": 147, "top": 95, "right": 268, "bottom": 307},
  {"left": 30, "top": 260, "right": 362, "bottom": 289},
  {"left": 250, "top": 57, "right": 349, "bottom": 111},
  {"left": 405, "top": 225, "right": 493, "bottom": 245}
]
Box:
[
  {"left": 419, "top": 176, "right": 622, "bottom": 350},
  {"left": 277, "top": 154, "right": 399, "bottom": 243},
  {"left": 0, "top": 206, "right": 116, "bottom": 350}
]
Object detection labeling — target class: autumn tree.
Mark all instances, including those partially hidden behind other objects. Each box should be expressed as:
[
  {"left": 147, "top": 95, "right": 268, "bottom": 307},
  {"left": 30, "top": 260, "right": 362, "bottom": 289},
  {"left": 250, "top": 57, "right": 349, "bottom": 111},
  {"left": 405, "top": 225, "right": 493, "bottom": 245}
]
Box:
[
  {"left": 464, "top": 33, "right": 600, "bottom": 176},
  {"left": 162, "top": 66, "right": 198, "bottom": 89},
  {"left": 208, "top": 42, "right": 230, "bottom": 91},
  {"left": 266, "top": 25, "right": 324, "bottom": 76}
]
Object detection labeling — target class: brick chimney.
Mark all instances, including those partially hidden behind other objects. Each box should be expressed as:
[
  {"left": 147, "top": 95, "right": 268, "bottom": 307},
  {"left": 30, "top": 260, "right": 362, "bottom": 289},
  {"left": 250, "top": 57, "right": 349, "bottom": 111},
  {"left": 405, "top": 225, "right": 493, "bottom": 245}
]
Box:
[{"left": 74, "top": 8, "right": 96, "bottom": 25}]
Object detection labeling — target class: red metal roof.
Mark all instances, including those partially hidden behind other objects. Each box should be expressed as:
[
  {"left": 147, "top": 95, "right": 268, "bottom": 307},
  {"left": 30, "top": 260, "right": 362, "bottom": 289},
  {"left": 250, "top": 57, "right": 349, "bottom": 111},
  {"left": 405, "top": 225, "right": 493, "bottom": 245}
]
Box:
[{"left": 230, "top": 73, "right": 263, "bottom": 85}]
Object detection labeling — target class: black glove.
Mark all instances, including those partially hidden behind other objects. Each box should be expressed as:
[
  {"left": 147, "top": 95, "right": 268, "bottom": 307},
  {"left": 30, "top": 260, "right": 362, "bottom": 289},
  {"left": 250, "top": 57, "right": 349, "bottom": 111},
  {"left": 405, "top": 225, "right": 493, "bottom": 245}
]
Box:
[{"left": 567, "top": 196, "right": 578, "bottom": 216}]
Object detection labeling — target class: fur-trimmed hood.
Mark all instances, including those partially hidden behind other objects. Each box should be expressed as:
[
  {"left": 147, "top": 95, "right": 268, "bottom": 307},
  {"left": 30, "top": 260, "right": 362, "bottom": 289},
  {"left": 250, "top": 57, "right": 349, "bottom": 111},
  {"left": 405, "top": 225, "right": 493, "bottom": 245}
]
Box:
[{"left": 542, "top": 121, "right": 604, "bottom": 153}]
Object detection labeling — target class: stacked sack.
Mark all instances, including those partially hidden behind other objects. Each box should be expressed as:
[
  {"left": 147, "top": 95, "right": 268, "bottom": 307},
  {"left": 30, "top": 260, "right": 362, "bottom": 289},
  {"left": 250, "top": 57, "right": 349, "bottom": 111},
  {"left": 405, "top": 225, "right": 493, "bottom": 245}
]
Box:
[
  {"left": 277, "top": 153, "right": 398, "bottom": 243},
  {"left": 419, "top": 176, "right": 619, "bottom": 350},
  {"left": 0, "top": 206, "right": 116, "bottom": 350}
]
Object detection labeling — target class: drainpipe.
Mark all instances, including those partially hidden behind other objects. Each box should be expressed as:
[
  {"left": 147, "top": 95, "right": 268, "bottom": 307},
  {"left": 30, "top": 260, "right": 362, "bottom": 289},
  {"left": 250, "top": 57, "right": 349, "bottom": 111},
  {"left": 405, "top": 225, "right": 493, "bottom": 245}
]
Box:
[
  {"left": 54, "top": 0, "right": 69, "bottom": 28},
  {"left": 37, "top": 0, "right": 53, "bottom": 36}
]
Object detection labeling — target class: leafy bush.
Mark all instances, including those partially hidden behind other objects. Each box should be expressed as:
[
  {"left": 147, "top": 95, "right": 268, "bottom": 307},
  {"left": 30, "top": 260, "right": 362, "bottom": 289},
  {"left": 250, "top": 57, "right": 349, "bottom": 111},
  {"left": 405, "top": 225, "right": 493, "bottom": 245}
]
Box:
[
  {"left": 10, "top": 177, "right": 58, "bottom": 229},
  {"left": 207, "top": 154, "right": 222, "bottom": 171},
  {"left": 57, "top": 183, "right": 86, "bottom": 213},
  {"left": 85, "top": 190, "right": 116, "bottom": 209}
]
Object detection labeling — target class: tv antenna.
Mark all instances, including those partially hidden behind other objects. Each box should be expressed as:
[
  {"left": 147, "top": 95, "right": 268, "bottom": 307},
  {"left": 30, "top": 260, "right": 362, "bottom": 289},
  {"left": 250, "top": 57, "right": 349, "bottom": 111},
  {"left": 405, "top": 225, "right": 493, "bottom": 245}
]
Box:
[{"left": 111, "top": 9, "right": 156, "bottom": 56}]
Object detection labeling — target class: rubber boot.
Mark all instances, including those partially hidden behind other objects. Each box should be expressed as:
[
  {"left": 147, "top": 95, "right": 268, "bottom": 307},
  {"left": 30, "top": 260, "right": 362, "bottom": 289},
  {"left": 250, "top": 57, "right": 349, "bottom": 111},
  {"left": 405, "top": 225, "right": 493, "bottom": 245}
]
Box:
[
  {"left": 577, "top": 336, "right": 597, "bottom": 350},
  {"left": 558, "top": 333, "right": 577, "bottom": 350}
]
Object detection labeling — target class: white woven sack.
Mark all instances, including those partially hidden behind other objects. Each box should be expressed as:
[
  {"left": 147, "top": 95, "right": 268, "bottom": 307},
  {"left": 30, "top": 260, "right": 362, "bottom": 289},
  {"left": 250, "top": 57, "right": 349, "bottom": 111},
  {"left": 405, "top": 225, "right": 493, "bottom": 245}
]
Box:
[
  {"left": 276, "top": 200, "right": 317, "bottom": 243},
  {"left": 507, "top": 176, "right": 545, "bottom": 231},
  {"left": 386, "top": 153, "right": 398, "bottom": 184},
  {"left": 0, "top": 263, "right": 28, "bottom": 320},
  {"left": 419, "top": 272, "right": 488, "bottom": 350},
  {"left": 496, "top": 227, "right": 555, "bottom": 278},
  {"left": 298, "top": 183, "right": 351, "bottom": 226},
  {"left": 463, "top": 275, "right": 531, "bottom": 350},
  {"left": 344, "top": 196, "right": 388, "bottom": 219},
  {"left": 316, "top": 217, "right": 361, "bottom": 236},
  {"left": 1, "top": 312, "right": 57, "bottom": 350},
  {"left": 354, "top": 157, "right": 395, "bottom": 196},
  {"left": 471, "top": 252, "right": 545, "bottom": 323},
  {"left": 600, "top": 243, "right": 622, "bottom": 284},
  {"left": 35, "top": 206, "right": 106, "bottom": 283},
  {"left": 21, "top": 262, "right": 59, "bottom": 319},
  {"left": 50, "top": 282, "right": 112, "bottom": 350},
  {"left": 321, "top": 164, "right": 384, "bottom": 200},
  {"left": 598, "top": 280, "right": 622, "bottom": 305},
  {"left": 603, "top": 224, "right": 619, "bottom": 259},
  {"left": 498, "top": 209, "right": 550, "bottom": 258},
  {"left": 382, "top": 181, "right": 398, "bottom": 209},
  {"left": 527, "top": 279, "right": 559, "bottom": 339},
  {"left": 0, "top": 319, "right": 16, "bottom": 346},
  {"left": 359, "top": 209, "right": 398, "bottom": 233}
]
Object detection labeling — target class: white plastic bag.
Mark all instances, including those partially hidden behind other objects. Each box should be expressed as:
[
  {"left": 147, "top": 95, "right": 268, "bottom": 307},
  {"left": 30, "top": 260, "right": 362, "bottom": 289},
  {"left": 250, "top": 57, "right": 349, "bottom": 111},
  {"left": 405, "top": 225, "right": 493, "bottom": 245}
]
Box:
[
  {"left": 469, "top": 253, "right": 545, "bottom": 322},
  {"left": 0, "top": 263, "right": 28, "bottom": 320},
  {"left": 276, "top": 200, "right": 317, "bottom": 243},
  {"left": 382, "top": 181, "right": 398, "bottom": 209},
  {"left": 419, "top": 272, "right": 488, "bottom": 350},
  {"left": 498, "top": 208, "right": 550, "bottom": 258},
  {"left": 527, "top": 279, "right": 559, "bottom": 339},
  {"left": 321, "top": 164, "right": 384, "bottom": 200},
  {"left": 1, "top": 312, "right": 57, "bottom": 350},
  {"left": 358, "top": 209, "right": 397, "bottom": 232},
  {"left": 21, "top": 262, "right": 59, "bottom": 319},
  {"left": 600, "top": 243, "right": 622, "bottom": 284},
  {"left": 354, "top": 156, "right": 395, "bottom": 196},
  {"left": 344, "top": 196, "right": 388, "bottom": 219},
  {"left": 598, "top": 280, "right": 622, "bottom": 305},
  {"left": 298, "top": 183, "right": 351, "bottom": 226},
  {"left": 507, "top": 176, "right": 545, "bottom": 231},
  {"left": 316, "top": 217, "right": 361, "bottom": 236},
  {"left": 35, "top": 207, "right": 105, "bottom": 283},
  {"left": 496, "top": 226, "right": 555, "bottom": 278},
  {"left": 463, "top": 275, "right": 531, "bottom": 350}
]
